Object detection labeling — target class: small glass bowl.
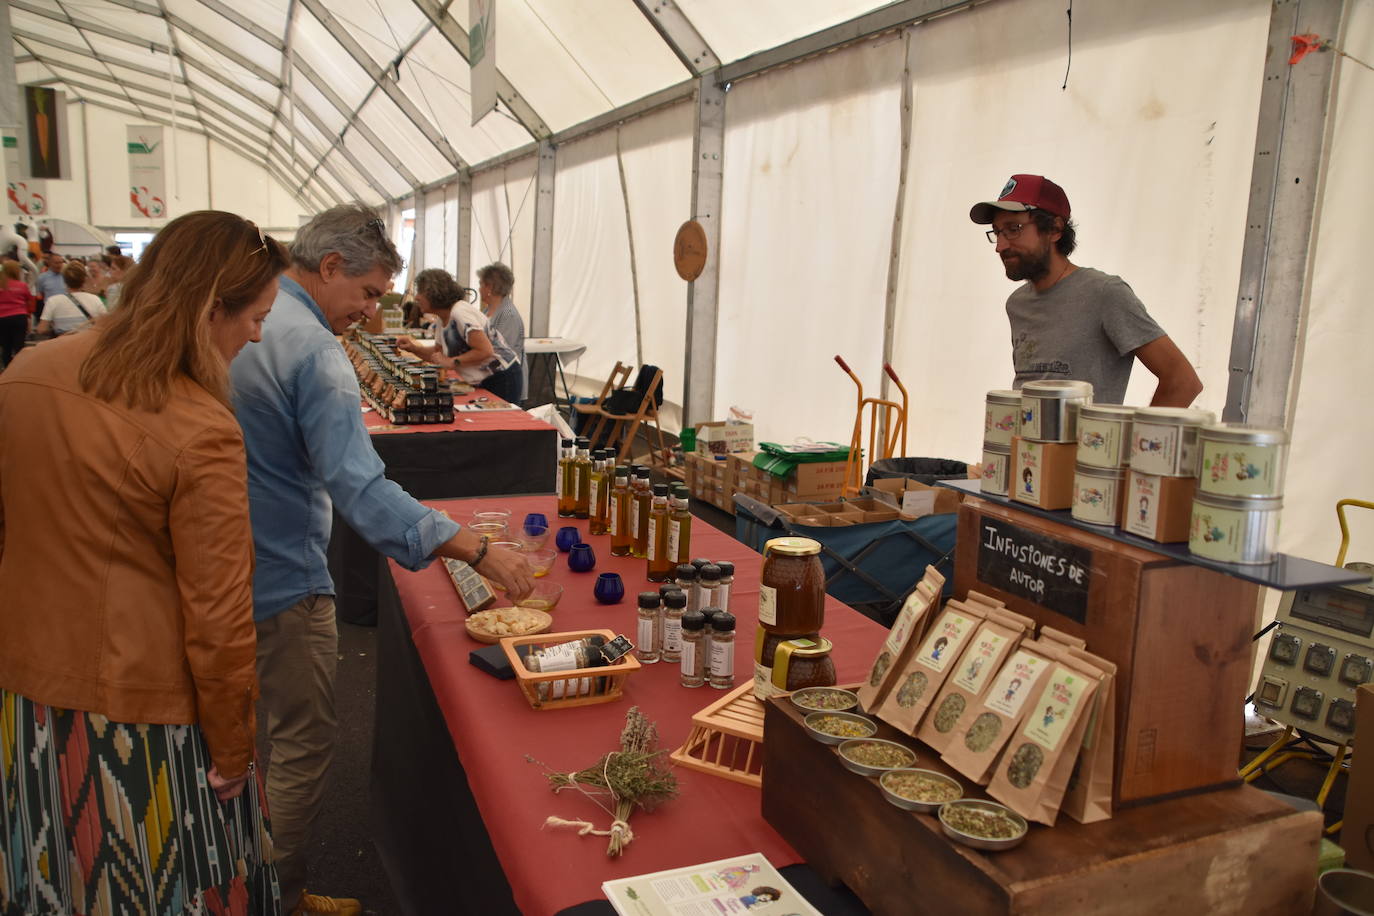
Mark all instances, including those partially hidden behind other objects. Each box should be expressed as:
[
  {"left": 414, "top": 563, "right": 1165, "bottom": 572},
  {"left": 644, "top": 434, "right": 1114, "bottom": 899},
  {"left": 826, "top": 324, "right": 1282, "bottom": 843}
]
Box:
[
  {"left": 472, "top": 509, "right": 512, "bottom": 525},
  {"left": 525, "top": 548, "right": 557, "bottom": 577},
  {"left": 469, "top": 521, "right": 508, "bottom": 540},
  {"left": 519, "top": 524, "right": 551, "bottom": 551},
  {"left": 516, "top": 580, "right": 564, "bottom": 612}
]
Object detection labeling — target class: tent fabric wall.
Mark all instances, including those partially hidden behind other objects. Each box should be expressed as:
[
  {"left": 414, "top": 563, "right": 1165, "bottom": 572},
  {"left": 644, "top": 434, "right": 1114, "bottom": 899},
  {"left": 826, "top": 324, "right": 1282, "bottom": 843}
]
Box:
[
  {"left": 469, "top": 156, "right": 537, "bottom": 317},
  {"left": 1283, "top": 0, "right": 1374, "bottom": 566},
  {"left": 890, "top": 0, "right": 1270, "bottom": 465},
  {"left": 715, "top": 34, "right": 905, "bottom": 447}
]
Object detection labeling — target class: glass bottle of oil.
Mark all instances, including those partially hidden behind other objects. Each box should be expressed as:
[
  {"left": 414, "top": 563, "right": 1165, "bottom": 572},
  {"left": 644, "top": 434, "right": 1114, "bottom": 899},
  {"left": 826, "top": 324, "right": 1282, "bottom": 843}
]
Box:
[
  {"left": 556, "top": 437, "right": 575, "bottom": 517},
  {"left": 588, "top": 449, "right": 610, "bottom": 535},
  {"left": 609, "top": 467, "right": 633, "bottom": 556},
  {"left": 631, "top": 467, "right": 652, "bottom": 558},
  {"left": 647, "top": 484, "right": 673, "bottom": 581},
  {"left": 668, "top": 483, "right": 692, "bottom": 565},
  {"left": 573, "top": 437, "right": 592, "bottom": 519}
]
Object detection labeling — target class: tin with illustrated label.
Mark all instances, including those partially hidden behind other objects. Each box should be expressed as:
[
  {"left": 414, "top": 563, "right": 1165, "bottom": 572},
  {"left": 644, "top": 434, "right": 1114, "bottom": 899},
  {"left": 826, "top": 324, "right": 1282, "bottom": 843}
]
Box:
[
  {"left": 1129, "top": 407, "right": 1216, "bottom": 477},
  {"left": 1019, "top": 380, "right": 1092, "bottom": 443},
  {"left": 1188, "top": 493, "right": 1282, "bottom": 565},
  {"left": 984, "top": 390, "right": 1021, "bottom": 447},
  {"left": 981, "top": 441, "right": 1011, "bottom": 496},
  {"left": 1076, "top": 404, "right": 1135, "bottom": 469},
  {"left": 1197, "top": 424, "right": 1288, "bottom": 499},
  {"left": 1071, "top": 464, "right": 1125, "bottom": 527}
]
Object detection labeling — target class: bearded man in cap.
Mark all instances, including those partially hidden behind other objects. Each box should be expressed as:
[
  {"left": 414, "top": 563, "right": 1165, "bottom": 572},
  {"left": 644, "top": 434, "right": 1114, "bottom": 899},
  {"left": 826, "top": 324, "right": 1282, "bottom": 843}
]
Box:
[{"left": 970, "top": 174, "right": 1201, "bottom": 406}]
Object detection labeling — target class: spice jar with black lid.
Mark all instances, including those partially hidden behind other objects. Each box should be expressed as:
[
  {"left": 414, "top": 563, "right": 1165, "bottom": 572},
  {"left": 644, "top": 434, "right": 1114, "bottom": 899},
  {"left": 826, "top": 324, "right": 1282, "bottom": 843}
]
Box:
[
  {"left": 679, "top": 610, "right": 707, "bottom": 687},
  {"left": 661, "top": 590, "right": 687, "bottom": 663},
  {"left": 635, "top": 592, "right": 661, "bottom": 664},
  {"left": 707, "top": 610, "right": 736, "bottom": 689}
]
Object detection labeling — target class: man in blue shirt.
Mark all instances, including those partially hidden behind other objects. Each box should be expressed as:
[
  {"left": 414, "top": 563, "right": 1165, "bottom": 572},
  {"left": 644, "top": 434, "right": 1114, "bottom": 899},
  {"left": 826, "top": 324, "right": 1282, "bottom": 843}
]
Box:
[
  {"left": 231, "top": 205, "right": 532, "bottom": 916},
  {"left": 35, "top": 253, "right": 66, "bottom": 304}
]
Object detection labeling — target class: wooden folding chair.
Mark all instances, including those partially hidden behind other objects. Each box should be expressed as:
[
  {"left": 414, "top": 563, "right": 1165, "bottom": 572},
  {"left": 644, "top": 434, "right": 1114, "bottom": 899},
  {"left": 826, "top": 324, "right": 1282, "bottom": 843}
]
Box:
[
  {"left": 592, "top": 365, "right": 670, "bottom": 467},
  {"left": 834, "top": 356, "right": 909, "bottom": 497},
  {"left": 574, "top": 361, "right": 631, "bottom": 440}
]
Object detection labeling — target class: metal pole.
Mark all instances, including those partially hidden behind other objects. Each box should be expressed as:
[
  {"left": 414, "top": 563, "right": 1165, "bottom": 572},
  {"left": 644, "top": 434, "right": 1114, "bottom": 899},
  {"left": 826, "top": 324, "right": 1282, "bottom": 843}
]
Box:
[{"left": 683, "top": 77, "right": 725, "bottom": 427}]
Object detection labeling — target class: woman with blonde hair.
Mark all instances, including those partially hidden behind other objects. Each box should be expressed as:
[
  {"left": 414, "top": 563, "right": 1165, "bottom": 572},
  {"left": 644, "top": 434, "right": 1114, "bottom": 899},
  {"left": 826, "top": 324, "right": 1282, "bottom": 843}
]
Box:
[{"left": 0, "top": 210, "right": 289, "bottom": 915}]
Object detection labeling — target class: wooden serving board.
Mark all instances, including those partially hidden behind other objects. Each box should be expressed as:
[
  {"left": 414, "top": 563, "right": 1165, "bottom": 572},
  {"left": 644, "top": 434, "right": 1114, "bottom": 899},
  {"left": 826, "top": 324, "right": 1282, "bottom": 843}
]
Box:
[{"left": 761, "top": 698, "right": 1319, "bottom": 916}]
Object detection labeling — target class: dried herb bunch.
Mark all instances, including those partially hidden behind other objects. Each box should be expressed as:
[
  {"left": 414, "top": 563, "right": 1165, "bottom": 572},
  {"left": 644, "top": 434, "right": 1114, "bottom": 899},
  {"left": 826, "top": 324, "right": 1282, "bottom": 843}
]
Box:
[{"left": 531, "top": 706, "right": 679, "bottom": 856}]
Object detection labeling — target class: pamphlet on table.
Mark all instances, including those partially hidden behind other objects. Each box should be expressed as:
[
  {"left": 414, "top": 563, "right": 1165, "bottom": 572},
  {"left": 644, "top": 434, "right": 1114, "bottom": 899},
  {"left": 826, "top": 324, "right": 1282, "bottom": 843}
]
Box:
[{"left": 602, "top": 853, "right": 820, "bottom": 915}]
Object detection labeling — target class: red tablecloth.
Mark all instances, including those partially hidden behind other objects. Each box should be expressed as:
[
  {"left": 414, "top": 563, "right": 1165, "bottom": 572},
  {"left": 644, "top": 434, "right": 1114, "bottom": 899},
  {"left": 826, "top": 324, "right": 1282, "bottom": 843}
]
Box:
[
  {"left": 388, "top": 494, "right": 888, "bottom": 915},
  {"left": 363, "top": 391, "right": 553, "bottom": 436}
]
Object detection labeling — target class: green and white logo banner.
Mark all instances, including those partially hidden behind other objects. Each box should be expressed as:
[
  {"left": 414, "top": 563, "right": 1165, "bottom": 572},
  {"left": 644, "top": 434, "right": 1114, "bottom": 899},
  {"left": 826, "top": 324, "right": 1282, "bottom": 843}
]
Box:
[
  {"left": 469, "top": 0, "right": 497, "bottom": 126},
  {"left": 4, "top": 132, "right": 46, "bottom": 217},
  {"left": 128, "top": 125, "right": 166, "bottom": 219}
]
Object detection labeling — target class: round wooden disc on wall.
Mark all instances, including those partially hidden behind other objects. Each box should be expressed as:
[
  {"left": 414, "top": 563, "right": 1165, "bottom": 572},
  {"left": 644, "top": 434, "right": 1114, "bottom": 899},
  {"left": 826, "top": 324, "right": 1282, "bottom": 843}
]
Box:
[{"left": 674, "top": 220, "right": 708, "bottom": 281}]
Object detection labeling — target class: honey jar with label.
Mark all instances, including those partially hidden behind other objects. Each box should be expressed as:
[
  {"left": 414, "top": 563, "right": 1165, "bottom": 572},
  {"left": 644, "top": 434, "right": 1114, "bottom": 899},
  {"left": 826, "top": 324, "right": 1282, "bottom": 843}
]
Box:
[{"left": 758, "top": 537, "right": 825, "bottom": 636}]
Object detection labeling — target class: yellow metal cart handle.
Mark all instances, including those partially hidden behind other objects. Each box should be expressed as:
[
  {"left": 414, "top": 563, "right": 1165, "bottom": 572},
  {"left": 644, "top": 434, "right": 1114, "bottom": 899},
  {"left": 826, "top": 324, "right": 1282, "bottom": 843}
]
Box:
[{"left": 1334, "top": 499, "right": 1374, "bottom": 567}]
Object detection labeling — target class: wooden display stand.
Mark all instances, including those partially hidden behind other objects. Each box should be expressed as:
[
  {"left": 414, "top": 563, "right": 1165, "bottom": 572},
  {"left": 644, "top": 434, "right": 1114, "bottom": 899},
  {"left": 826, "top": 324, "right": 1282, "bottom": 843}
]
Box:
[
  {"left": 669, "top": 682, "right": 765, "bottom": 787},
  {"left": 761, "top": 699, "right": 1320, "bottom": 916},
  {"left": 953, "top": 496, "right": 1261, "bottom": 805}
]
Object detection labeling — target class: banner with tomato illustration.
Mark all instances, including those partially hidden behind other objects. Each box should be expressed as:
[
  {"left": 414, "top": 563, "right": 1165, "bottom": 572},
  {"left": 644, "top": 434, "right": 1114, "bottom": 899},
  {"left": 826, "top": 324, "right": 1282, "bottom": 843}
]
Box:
[
  {"left": 24, "top": 86, "right": 68, "bottom": 180},
  {"left": 127, "top": 126, "right": 167, "bottom": 219},
  {"left": 3, "top": 132, "right": 47, "bottom": 217}
]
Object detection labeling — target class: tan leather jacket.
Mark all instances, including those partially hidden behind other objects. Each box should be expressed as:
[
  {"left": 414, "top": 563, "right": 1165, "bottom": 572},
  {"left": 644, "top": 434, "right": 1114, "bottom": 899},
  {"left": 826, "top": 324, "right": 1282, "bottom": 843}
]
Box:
[{"left": 0, "top": 332, "right": 258, "bottom": 777}]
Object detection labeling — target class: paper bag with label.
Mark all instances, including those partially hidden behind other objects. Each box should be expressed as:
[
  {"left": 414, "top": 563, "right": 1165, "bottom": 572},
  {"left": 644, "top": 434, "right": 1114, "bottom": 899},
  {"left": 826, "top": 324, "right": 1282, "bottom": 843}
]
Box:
[
  {"left": 939, "top": 638, "right": 1063, "bottom": 785},
  {"left": 875, "top": 599, "right": 987, "bottom": 735},
  {"left": 1038, "top": 624, "right": 1087, "bottom": 650},
  {"left": 986, "top": 655, "right": 1104, "bottom": 825},
  {"left": 857, "top": 566, "right": 944, "bottom": 711},
  {"left": 1061, "top": 648, "right": 1116, "bottom": 824},
  {"left": 915, "top": 608, "right": 1032, "bottom": 754}
]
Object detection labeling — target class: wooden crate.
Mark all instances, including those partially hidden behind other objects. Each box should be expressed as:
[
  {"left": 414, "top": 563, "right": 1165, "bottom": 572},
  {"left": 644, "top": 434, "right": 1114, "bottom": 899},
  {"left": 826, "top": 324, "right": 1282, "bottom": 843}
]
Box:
[
  {"left": 761, "top": 698, "right": 1320, "bottom": 916},
  {"left": 669, "top": 682, "right": 764, "bottom": 786},
  {"left": 501, "top": 629, "right": 641, "bottom": 710},
  {"left": 952, "top": 497, "right": 1260, "bottom": 805}
]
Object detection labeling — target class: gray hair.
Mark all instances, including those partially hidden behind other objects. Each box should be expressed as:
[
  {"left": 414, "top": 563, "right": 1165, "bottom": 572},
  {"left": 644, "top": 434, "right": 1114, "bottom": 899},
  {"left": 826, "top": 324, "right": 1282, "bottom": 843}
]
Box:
[
  {"left": 476, "top": 261, "right": 514, "bottom": 297},
  {"left": 291, "top": 204, "right": 404, "bottom": 278}
]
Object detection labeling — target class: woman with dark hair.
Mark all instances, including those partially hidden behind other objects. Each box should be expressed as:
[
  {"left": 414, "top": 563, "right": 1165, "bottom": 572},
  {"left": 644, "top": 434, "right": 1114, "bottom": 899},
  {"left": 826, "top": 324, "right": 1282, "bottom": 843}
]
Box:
[
  {"left": 35, "top": 260, "right": 106, "bottom": 337},
  {"left": 0, "top": 210, "right": 289, "bottom": 915},
  {"left": 396, "top": 267, "right": 521, "bottom": 401}
]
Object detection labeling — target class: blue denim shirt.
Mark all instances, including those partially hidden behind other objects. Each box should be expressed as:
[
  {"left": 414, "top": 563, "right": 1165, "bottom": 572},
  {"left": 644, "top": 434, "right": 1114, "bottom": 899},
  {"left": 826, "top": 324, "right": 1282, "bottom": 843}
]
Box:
[
  {"left": 229, "top": 275, "right": 461, "bottom": 619},
  {"left": 37, "top": 270, "right": 66, "bottom": 302}
]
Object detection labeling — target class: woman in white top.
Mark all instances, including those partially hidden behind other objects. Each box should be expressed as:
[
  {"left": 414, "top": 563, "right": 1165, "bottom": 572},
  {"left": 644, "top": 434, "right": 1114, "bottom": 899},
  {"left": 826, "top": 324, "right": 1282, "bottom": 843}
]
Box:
[
  {"left": 38, "top": 261, "right": 107, "bottom": 336},
  {"left": 396, "top": 268, "right": 517, "bottom": 394}
]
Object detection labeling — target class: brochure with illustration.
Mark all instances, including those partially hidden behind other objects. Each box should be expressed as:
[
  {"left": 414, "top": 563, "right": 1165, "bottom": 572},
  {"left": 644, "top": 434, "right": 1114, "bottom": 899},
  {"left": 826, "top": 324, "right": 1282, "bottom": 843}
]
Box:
[{"left": 603, "top": 853, "right": 821, "bottom": 916}]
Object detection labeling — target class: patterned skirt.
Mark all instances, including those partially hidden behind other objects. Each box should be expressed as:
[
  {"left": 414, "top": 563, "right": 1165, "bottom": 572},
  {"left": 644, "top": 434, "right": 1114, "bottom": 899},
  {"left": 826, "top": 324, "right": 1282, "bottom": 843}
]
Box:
[{"left": 0, "top": 688, "right": 280, "bottom": 915}]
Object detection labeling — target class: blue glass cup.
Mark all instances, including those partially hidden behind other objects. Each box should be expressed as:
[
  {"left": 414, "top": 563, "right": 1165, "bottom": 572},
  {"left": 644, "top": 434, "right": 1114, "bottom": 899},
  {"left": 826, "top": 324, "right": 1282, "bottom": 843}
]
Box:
[
  {"left": 568, "top": 542, "right": 596, "bottom": 573},
  {"left": 523, "top": 513, "right": 549, "bottom": 535},
  {"left": 593, "top": 572, "right": 624, "bottom": 604},
  {"left": 555, "top": 526, "right": 582, "bottom": 553}
]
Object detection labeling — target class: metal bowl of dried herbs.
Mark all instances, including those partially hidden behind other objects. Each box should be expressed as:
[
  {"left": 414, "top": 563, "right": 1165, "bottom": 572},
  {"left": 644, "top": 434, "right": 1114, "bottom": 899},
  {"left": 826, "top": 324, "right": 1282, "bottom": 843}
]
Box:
[
  {"left": 879, "top": 768, "right": 962, "bottom": 813},
  {"left": 789, "top": 687, "right": 860, "bottom": 714},
  {"left": 938, "top": 799, "right": 1028, "bottom": 851},
  {"left": 836, "top": 738, "right": 916, "bottom": 777},
  {"left": 803, "top": 711, "right": 876, "bottom": 746}
]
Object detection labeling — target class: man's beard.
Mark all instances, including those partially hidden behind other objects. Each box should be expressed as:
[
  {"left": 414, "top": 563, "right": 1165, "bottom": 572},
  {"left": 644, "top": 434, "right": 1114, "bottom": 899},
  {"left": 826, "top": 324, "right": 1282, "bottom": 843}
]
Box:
[{"left": 1002, "top": 245, "right": 1051, "bottom": 283}]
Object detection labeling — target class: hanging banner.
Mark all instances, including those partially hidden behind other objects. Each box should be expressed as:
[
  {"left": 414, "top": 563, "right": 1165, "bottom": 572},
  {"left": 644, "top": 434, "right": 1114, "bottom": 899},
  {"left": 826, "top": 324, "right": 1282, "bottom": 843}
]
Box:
[
  {"left": 469, "top": 0, "right": 497, "bottom": 126},
  {"left": 4, "top": 132, "right": 46, "bottom": 218},
  {"left": 24, "top": 85, "right": 70, "bottom": 180},
  {"left": 127, "top": 126, "right": 167, "bottom": 219}
]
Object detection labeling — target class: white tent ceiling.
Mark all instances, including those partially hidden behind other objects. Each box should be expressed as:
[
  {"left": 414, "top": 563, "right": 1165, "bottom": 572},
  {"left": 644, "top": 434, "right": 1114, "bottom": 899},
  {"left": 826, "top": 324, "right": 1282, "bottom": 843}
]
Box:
[{"left": 9, "top": 0, "right": 896, "bottom": 211}]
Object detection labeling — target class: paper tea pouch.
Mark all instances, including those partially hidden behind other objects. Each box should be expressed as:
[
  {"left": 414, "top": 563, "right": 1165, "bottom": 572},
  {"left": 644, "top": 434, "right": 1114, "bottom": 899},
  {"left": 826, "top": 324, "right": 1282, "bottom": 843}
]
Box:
[
  {"left": 963, "top": 589, "right": 1006, "bottom": 612},
  {"left": 1061, "top": 648, "right": 1117, "bottom": 824},
  {"left": 858, "top": 566, "right": 944, "bottom": 711},
  {"left": 875, "top": 599, "right": 986, "bottom": 735},
  {"left": 915, "top": 608, "right": 1031, "bottom": 754},
  {"left": 940, "top": 638, "right": 1062, "bottom": 785},
  {"left": 986, "top": 655, "right": 1104, "bottom": 825},
  {"left": 1038, "top": 624, "right": 1086, "bottom": 651}
]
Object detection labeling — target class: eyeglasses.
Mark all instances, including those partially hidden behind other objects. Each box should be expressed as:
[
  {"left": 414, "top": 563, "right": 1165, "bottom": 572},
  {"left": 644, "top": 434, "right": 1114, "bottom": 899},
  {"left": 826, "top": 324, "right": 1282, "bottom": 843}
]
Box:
[
  {"left": 248, "top": 220, "right": 269, "bottom": 255},
  {"left": 986, "top": 222, "right": 1032, "bottom": 243}
]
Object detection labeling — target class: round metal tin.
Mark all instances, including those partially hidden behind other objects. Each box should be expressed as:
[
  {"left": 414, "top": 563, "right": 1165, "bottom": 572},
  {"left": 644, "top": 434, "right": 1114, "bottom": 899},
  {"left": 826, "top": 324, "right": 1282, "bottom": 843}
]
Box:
[
  {"left": 1188, "top": 492, "right": 1282, "bottom": 565},
  {"left": 1129, "top": 407, "right": 1216, "bottom": 477},
  {"left": 1197, "top": 424, "right": 1289, "bottom": 498},
  {"left": 1019, "top": 380, "right": 1093, "bottom": 443}
]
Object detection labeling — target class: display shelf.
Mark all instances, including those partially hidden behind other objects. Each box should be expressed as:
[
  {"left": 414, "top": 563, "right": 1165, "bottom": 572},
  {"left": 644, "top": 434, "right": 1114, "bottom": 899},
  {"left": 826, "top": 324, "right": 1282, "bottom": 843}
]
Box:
[{"left": 938, "top": 478, "right": 1368, "bottom": 591}]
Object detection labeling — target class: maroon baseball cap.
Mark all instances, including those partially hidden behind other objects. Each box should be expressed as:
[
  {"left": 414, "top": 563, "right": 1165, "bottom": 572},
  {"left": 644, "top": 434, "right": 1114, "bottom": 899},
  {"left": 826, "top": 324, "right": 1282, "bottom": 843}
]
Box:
[{"left": 969, "top": 174, "right": 1071, "bottom": 223}]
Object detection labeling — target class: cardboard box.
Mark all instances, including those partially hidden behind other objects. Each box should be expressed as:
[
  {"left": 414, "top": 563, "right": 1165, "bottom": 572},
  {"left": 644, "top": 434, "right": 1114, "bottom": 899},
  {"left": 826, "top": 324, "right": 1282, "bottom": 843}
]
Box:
[
  {"left": 784, "top": 461, "right": 849, "bottom": 499},
  {"left": 1344, "top": 683, "right": 1374, "bottom": 871},
  {"left": 869, "top": 478, "right": 962, "bottom": 517},
  {"left": 728, "top": 451, "right": 760, "bottom": 482},
  {"left": 695, "top": 421, "right": 755, "bottom": 456},
  {"left": 1011, "top": 436, "right": 1076, "bottom": 510},
  {"left": 1123, "top": 470, "right": 1196, "bottom": 542}
]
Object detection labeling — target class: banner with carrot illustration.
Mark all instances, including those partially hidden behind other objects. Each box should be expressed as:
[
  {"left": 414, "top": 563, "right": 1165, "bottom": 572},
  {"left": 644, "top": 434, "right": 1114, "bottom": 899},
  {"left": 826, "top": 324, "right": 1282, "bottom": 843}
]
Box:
[
  {"left": 127, "top": 126, "right": 167, "bottom": 219},
  {"left": 24, "top": 86, "right": 68, "bottom": 180}
]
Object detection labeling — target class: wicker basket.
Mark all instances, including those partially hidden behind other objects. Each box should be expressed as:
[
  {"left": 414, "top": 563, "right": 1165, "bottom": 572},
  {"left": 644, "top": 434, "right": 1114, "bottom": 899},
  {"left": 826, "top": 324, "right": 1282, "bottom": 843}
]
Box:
[{"left": 501, "top": 629, "right": 641, "bottom": 710}]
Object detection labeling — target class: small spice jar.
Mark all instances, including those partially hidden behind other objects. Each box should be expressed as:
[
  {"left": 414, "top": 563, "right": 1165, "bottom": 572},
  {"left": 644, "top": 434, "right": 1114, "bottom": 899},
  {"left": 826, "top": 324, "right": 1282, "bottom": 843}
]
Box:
[
  {"left": 700, "top": 606, "right": 719, "bottom": 663},
  {"left": 708, "top": 611, "right": 736, "bottom": 689},
  {"left": 716, "top": 562, "right": 735, "bottom": 613},
  {"left": 661, "top": 590, "right": 687, "bottom": 663},
  {"left": 984, "top": 389, "right": 1021, "bottom": 446},
  {"left": 759, "top": 537, "right": 826, "bottom": 636},
  {"left": 679, "top": 610, "right": 707, "bottom": 688},
  {"left": 635, "top": 592, "right": 661, "bottom": 664},
  {"left": 674, "top": 563, "right": 698, "bottom": 611},
  {"left": 699, "top": 564, "right": 722, "bottom": 611}
]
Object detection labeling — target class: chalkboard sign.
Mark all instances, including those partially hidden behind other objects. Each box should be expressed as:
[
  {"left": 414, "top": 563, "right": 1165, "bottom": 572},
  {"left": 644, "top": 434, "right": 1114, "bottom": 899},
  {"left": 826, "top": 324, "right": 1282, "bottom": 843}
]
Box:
[{"left": 976, "top": 516, "right": 1092, "bottom": 623}]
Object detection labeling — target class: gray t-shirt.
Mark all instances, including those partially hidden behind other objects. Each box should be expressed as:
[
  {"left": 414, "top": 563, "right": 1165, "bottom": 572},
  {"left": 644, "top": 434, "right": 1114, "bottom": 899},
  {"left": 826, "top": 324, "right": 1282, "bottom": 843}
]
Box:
[
  {"left": 485, "top": 296, "right": 527, "bottom": 400},
  {"left": 1007, "top": 267, "right": 1164, "bottom": 404}
]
